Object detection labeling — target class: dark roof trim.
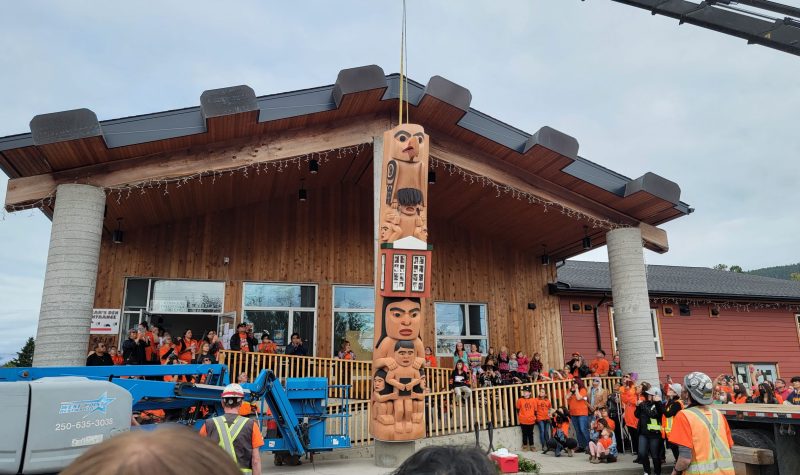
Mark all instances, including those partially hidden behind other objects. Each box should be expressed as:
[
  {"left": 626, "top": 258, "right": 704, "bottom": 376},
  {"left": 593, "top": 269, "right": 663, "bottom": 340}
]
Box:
[
  {"left": 0, "top": 65, "right": 691, "bottom": 215},
  {"left": 549, "top": 283, "right": 800, "bottom": 303}
]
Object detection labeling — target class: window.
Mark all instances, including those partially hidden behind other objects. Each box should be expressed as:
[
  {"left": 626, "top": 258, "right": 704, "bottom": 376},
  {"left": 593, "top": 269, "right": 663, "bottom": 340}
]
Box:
[
  {"left": 608, "top": 307, "right": 663, "bottom": 358},
  {"left": 435, "top": 302, "right": 488, "bottom": 356},
  {"left": 411, "top": 255, "right": 426, "bottom": 292},
  {"left": 332, "top": 286, "right": 375, "bottom": 359},
  {"left": 796, "top": 314, "right": 800, "bottom": 346},
  {"left": 392, "top": 255, "right": 406, "bottom": 291},
  {"left": 732, "top": 362, "right": 778, "bottom": 386},
  {"left": 242, "top": 283, "right": 317, "bottom": 355}
]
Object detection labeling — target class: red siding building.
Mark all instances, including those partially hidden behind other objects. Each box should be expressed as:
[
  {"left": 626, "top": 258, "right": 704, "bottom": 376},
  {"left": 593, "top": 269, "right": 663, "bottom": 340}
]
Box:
[{"left": 553, "top": 261, "right": 800, "bottom": 385}]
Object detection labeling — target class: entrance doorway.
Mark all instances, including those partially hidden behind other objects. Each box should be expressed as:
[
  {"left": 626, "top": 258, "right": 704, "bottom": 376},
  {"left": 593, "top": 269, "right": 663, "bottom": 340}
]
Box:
[
  {"left": 242, "top": 283, "right": 317, "bottom": 355},
  {"left": 122, "top": 277, "right": 226, "bottom": 345},
  {"left": 149, "top": 313, "right": 219, "bottom": 342}
]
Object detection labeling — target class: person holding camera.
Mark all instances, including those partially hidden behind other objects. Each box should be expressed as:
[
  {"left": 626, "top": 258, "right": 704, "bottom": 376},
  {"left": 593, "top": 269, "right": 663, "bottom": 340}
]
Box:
[
  {"left": 618, "top": 373, "right": 640, "bottom": 454},
  {"left": 567, "top": 378, "right": 591, "bottom": 452},
  {"left": 635, "top": 383, "right": 665, "bottom": 475},
  {"left": 545, "top": 407, "right": 578, "bottom": 457}
]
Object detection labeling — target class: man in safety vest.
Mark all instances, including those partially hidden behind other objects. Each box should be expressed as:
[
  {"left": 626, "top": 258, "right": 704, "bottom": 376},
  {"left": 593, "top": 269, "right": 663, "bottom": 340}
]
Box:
[
  {"left": 200, "top": 383, "right": 264, "bottom": 474},
  {"left": 668, "top": 372, "right": 734, "bottom": 475}
]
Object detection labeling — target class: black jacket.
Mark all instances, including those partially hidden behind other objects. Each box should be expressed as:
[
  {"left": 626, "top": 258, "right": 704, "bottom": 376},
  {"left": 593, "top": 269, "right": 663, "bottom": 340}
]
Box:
[
  {"left": 229, "top": 333, "right": 258, "bottom": 352},
  {"left": 121, "top": 338, "right": 148, "bottom": 365},
  {"left": 635, "top": 400, "right": 665, "bottom": 438},
  {"left": 86, "top": 353, "right": 114, "bottom": 366},
  {"left": 285, "top": 343, "right": 308, "bottom": 356}
]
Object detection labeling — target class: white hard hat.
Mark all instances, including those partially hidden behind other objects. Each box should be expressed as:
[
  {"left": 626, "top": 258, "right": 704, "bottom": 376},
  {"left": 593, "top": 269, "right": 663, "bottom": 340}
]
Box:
[{"left": 222, "top": 383, "right": 245, "bottom": 399}]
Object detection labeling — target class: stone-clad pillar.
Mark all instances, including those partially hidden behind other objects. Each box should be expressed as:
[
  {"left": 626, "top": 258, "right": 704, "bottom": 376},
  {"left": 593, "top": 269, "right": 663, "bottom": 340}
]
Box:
[
  {"left": 33, "top": 184, "right": 106, "bottom": 367},
  {"left": 606, "top": 227, "right": 659, "bottom": 385}
]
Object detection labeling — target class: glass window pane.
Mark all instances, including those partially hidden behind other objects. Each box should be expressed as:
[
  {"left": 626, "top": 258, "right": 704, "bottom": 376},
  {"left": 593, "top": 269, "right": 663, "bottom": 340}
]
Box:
[
  {"left": 462, "top": 339, "right": 488, "bottom": 354},
  {"left": 435, "top": 303, "right": 465, "bottom": 336},
  {"left": 244, "top": 310, "right": 289, "bottom": 350},
  {"left": 436, "top": 338, "right": 457, "bottom": 357},
  {"left": 300, "top": 286, "right": 316, "bottom": 308},
  {"left": 292, "top": 311, "right": 315, "bottom": 354},
  {"left": 467, "top": 305, "right": 487, "bottom": 336},
  {"left": 333, "top": 312, "right": 374, "bottom": 360},
  {"left": 124, "top": 278, "right": 149, "bottom": 310},
  {"left": 334, "top": 286, "right": 375, "bottom": 310},
  {"left": 151, "top": 280, "right": 224, "bottom": 313},
  {"left": 244, "top": 284, "right": 304, "bottom": 308}
]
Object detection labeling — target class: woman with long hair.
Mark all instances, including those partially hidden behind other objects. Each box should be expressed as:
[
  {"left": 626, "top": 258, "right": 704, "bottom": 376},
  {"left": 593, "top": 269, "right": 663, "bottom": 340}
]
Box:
[
  {"left": 567, "top": 378, "right": 590, "bottom": 452},
  {"left": 176, "top": 329, "right": 197, "bottom": 364},
  {"left": 634, "top": 385, "right": 664, "bottom": 475},
  {"left": 451, "top": 360, "right": 472, "bottom": 405},
  {"left": 749, "top": 382, "right": 778, "bottom": 404},
  {"left": 453, "top": 341, "right": 469, "bottom": 369}
]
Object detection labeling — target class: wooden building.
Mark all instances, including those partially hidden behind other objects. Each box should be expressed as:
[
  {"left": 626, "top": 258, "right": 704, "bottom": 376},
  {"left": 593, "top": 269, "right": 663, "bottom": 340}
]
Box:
[
  {"left": 555, "top": 260, "right": 800, "bottom": 384},
  {"left": 0, "top": 65, "right": 689, "bottom": 370}
]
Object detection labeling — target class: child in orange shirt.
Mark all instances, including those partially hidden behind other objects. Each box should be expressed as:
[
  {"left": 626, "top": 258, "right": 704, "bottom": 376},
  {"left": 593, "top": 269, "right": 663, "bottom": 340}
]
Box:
[
  {"left": 109, "top": 346, "right": 123, "bottom": 365},
  {"left": 588, "top": 428, "right": 617, "bottom": 463},
  {"left": 534, "top": 388, "right": 552, "bottom": 452},
  {"left": 424, "top": 346, "right": 437, "bottom": 368},
  {"left": 516, "top": 388, "right": 537, "bottom": 451}
]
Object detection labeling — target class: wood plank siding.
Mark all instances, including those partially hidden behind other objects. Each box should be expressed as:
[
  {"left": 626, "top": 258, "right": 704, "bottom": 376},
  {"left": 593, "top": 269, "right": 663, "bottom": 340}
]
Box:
[
  {"left": 93, "top": 183, "right": 564, "bottom": 368},
  {"left": 560, "top": 297, "right": 800, "bottom": 379}
]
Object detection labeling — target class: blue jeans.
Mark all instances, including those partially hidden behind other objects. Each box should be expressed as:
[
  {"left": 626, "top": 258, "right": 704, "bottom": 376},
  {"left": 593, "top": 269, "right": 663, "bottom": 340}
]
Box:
[
  {"left": 536, "top": 421, "right": 550, "bottom": 448},
  {"left": 572, "top": 415, "right": 590, "bottom": 448}
]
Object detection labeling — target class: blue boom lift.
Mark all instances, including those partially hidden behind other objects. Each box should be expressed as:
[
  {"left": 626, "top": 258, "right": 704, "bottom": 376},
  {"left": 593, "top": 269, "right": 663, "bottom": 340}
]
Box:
[{"left": 0, "top": 364, "right": 351, "bottom": 473}]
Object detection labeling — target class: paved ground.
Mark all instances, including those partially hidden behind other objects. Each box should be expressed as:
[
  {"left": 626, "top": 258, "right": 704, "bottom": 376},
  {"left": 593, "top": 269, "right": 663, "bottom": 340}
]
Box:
[{"left": 263, "top": 451, "right": 674, "bottom": 475}]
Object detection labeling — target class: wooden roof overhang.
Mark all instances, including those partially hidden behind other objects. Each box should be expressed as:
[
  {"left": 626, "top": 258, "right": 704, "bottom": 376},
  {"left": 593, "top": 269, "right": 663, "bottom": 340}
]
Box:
[{"left": 0, "top": 65, "right": 692, "bottom": 261}]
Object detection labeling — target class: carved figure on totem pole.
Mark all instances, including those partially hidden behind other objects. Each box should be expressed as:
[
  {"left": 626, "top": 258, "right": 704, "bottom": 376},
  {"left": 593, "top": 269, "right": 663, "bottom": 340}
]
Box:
[{"left": 372, "top": 123, "right": 431, "bottom": 441}]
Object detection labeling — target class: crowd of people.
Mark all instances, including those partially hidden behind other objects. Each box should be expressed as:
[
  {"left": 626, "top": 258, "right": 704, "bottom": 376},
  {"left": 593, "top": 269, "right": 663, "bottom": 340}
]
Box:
[{"left": 86, "top": 322, "right": 309, "bottom": 367}]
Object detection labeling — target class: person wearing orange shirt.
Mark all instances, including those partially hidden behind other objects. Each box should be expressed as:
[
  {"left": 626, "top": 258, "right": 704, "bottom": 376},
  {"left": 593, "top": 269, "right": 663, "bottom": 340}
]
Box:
[
  {"left": 618, "top": 373, "right": 641, "bottom": 454},
  {"left": 229, "top": 323, "right": 257, "bottom": 352},
  {"left": 516, "top": 388, "right": 537, "bottom": 451},
  {"left": 109, "top": 346, "right": 124, "bottom": 366},
  {"left": 590, "top": 350, "right": 610, "bottom": 377},
  {"left": 258, "top": 333, "right": 278, "bottom": 353},
  {"left": 139, "top": 322, "right": 157, "bottom": 364},
  {"left": 668, "top": 372, "right": 734, "bottom": 475},
  {"left": 199, "top": 384, "right": 264, "bottom": 474},
  {"left": 424, "top": 346, "right": 437, "bottom": 368},
  {"left": 158, "top": 335, "right": 176, "bottom": 363},
  {"left": 176, "top": 329, "right": 197, "bottom": 364},
  {"left": 546, "top": 407, "right": 578, "bottom": 457},
  {"left": 567, "top": 379, "right": 591, "bottom": 452},
  {"left": 534, "top": 389, "right": 552, "bottom": 453}
]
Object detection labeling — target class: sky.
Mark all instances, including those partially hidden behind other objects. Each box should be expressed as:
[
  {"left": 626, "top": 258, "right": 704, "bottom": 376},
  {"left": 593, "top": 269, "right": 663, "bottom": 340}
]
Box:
[{"left": 1, "top": 0, "right": 799, "bottom": 357}]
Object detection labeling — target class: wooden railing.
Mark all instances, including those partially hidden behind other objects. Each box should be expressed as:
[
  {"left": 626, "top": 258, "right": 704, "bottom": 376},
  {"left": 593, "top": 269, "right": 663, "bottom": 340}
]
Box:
[
  {"left": 321, "top": 377, "right": 622, "bottom": 447},
  {"left": 219, "top": 350, "right": 452, "bottom": 400}
]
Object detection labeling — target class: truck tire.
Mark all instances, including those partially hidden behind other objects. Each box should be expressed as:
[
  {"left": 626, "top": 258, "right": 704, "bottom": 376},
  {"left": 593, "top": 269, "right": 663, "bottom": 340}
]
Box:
[{"left": 731, "top": 428, "right": 777, "bottom": 475}]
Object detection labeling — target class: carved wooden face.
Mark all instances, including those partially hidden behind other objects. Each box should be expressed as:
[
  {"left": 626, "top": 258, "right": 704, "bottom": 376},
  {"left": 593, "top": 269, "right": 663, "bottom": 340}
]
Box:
[
  {"left": 389, "top": 124, "right": 426, "bottom": 163},
  {"left": 395, "top": 346, "right": 415, "bottom": 367},
  {"left": 374, "top": 375, "right": 386, "bottom": 391},
  {"left": 385, "top": 298, "right": 421, "bottom": 340}
]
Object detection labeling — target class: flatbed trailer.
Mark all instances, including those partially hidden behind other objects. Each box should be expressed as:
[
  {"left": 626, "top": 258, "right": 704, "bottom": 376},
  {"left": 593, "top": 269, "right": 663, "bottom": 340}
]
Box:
[{"left": 717, "top": 403, "right": 800, "bottom": 475}]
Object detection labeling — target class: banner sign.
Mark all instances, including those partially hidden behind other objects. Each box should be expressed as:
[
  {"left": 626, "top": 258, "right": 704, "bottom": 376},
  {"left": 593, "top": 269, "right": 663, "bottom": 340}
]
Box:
[{"left": 91, "top": 309, "right": 121, "bottom": 335}]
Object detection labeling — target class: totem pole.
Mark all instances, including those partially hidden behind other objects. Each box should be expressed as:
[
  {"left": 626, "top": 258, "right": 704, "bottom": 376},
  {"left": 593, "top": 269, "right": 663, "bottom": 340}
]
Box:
[{"left": 371, "top": 123, "right": 431, "bottom": 441}]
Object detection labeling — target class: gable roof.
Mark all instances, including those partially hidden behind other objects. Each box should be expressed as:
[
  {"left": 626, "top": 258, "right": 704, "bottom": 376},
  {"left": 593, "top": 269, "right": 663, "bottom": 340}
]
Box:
[{"left": 553, "top": 260, "right": 800, "bottom": 302}]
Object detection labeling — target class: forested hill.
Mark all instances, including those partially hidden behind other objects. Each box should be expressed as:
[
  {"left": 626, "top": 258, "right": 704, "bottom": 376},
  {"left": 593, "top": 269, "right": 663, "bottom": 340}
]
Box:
[{"left": 748, "top": 263, "right": 800, "bottom": 280}]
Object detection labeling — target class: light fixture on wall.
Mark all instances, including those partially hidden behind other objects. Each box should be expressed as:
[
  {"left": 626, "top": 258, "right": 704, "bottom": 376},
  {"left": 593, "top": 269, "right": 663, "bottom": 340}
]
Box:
[
  {"left": 298, "top": 181, "right": 307, "bottom": 202},
  {"left": 582, "top": 226, "right": 592, "bottom": 250},
  {"left": 428, "top": 170, "right": 436, "bottom": 184},
  {"left": 309, "top": 159, "right": 319, "bottom": 174},
  {"left": 541, "top": 245, "right": 550, "bottom": 266},
  {"left": 112, "top": 218, "right": 124, "bottom": 244}
]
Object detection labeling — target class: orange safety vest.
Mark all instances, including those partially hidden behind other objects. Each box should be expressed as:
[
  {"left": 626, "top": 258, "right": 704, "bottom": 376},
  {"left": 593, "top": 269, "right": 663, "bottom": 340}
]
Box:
[
  {"left": 662, "top": 399, "right": 685, "bottom": 437},
  {"left": 682, "top": 407, "right": 734, "bottom": 475}
]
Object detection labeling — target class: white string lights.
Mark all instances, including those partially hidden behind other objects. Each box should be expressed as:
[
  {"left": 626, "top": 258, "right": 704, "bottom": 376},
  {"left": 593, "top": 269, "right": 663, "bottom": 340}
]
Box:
[
  {"left": 603, "top": 297, "right": 800, "bottom": 313},
  {"left": 2, "top": 143, "right": 368, "bottom": 214},
  {"left": 429, "top": 156, "right": 624, "bottom": 231}
]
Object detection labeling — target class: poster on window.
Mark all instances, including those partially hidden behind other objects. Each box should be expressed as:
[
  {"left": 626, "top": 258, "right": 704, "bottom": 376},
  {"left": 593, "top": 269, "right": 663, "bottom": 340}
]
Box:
[{"left": 91, "top": 309, "right": 121, "bottom": 335}]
